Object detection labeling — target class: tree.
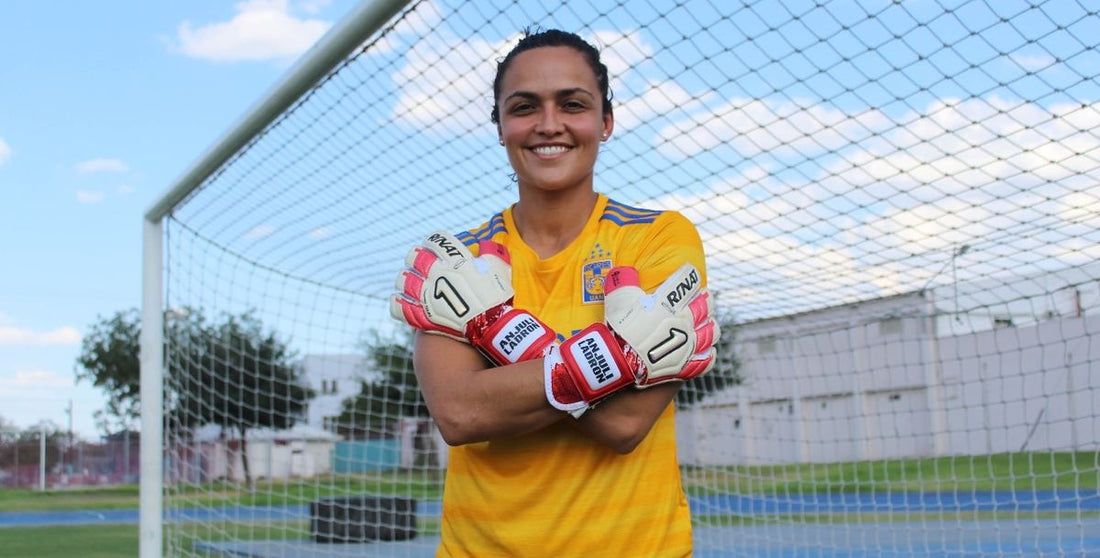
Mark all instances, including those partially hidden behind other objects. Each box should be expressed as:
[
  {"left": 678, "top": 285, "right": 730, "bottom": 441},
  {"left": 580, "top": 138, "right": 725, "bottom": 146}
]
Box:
[
  {"left": 168, "top": 312, "right": 315, "bottom": 487},
  {"left": 76, "top": 307, "right": 315, "bottom": 486},
  {"left": 333, "top": 330, "right": 438, "bottom": 468},
  {"left": 0, "top": 415, "right": 18, "bottom": 444},
  {"left": 75, "top": 309, "right": 141, "bottom": 433},
  {"left": 675, "top": 315, "right": 741, "bottom": 409}
]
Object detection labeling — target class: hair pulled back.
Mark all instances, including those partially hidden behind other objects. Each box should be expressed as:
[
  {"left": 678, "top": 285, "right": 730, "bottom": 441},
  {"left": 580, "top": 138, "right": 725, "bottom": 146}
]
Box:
[{"left": 490, "top": 28, "right": 613, "bottom": 124}]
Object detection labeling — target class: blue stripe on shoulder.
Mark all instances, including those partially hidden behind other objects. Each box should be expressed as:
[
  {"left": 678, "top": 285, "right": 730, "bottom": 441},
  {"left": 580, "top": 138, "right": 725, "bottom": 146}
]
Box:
[
  {"left": 458, "top": 212, "right": 506, "bottom": 246},
  {"left": 602, "top": 199, "right": 661, "bottom": 225}
]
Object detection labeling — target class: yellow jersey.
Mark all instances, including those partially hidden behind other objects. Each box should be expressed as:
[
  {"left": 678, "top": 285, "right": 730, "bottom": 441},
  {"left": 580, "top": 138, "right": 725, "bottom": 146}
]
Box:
[{"left": 439, "top": 194, "right": 706, "bottom": 557}]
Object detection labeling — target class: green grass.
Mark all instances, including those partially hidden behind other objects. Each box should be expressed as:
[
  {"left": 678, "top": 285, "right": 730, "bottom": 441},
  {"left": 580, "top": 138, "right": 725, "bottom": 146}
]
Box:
[
  {"left": 0, "top": 484, "right": 139, "bottom": 512},
  {"left": 0, "top": 523, "right": 139, "bottom": 558},
  {"left": 0, "top": 470, "right": 444, "bottom": 513},
  {"left": 2, "top": 453, "right": 1095, "bottom": 514},
  {"left": 0, "top": 520, "right": 438, "bottom": 558},
  {"left": 0, "top": 451, "right": 1095, "bottom": 555},
  {"left": 681, "top": 452, "right": 1100, "bottom": 495},
  {"left": 2, "top": 453, "right": 1096, "bottom": 514},
  {"left": 165, "top": 469, "right": 445, "bottom": 509}
]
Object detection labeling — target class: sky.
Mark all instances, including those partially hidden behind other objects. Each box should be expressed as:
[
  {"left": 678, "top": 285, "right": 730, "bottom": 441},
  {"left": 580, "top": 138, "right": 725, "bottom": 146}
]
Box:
[
  {"left": 2, "top": 0, "right": 1098, "bottom": 441},
  {"left": 0, "top": 0, "right": 361, "bottom": 439}
]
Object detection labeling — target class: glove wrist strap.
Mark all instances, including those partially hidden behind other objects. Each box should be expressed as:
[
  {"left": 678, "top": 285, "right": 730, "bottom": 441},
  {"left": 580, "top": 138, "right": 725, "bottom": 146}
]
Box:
[
  {"left": 469, "top": 307, "right": 556, "bottom": 366},
  {"left": 544, "top": 324, "right": 638, "bottom": 418}
]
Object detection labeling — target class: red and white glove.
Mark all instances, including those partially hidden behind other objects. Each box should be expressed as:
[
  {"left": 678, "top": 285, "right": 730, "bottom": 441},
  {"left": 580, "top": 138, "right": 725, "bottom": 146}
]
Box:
[
  {"left": 390, "top": 231, "right": 556, "bottom": 366},
  {"left": 543, "top": 263, "right": 719, "bottom": 417}
]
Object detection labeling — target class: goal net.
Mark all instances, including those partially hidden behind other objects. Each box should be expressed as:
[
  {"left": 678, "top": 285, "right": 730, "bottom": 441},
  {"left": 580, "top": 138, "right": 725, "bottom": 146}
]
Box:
[{"left": 145, "top": 0, "right": 1100, "bottom": 556}]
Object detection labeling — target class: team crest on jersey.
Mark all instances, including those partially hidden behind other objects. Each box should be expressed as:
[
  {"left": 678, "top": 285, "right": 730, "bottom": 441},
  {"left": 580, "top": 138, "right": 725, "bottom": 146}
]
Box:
[{"left": 582, "top": 243, "right": 613, "bottom": 304}]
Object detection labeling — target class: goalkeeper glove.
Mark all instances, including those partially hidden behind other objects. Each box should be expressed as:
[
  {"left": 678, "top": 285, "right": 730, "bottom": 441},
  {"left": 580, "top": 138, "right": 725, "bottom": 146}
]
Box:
[
  {"left": 543, "top": 263, "right": 719, "bottom": 417},
  {"left": 390, "top": 231, "right": 556, "bottom": 365}
]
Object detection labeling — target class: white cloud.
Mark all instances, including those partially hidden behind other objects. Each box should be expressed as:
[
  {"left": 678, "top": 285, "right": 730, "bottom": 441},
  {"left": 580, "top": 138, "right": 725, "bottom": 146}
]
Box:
[
  {"left": 175, "top": 0, "right": 332, "bottom": 63},
  {"left": 391, "top": 34, "right": 504, "bottom": 133},
  {"left": 0, "top": 324, "right": 81, "bottom": 347},
  {"left": 245, "top": 223, "right": 276, "bottom": 239},
  {"left": 656, "top": 97, "right": 892, "bottom": 159},
  {"left": 76, "top": 158, "right": 129, "bottom": 174},
  {"left": 1010, "top": 53, "right": 1055, "bottom": 72},
  {"left": 0, "top": 137, "right": 10, "bottom": 166},
  {"left": 390, "top": 29, "right": 645, "bottom": 135},
  {"left": 390, "top": 0, "right": 444, "bottom": 39},
  {"left": 614, "top": 81, "right": 700, "bottom": 131},
  {"left": 297, "top": 0, "right": 331, "bottom": 15},
  {"left": 0, "top": 369, "right": 74, "bottom": 390},
  {"left": 589, "top": 29, "right": 652, "bottom": 88},
  {"left": 76, "top": 190, "right": 106, "bottom": 204},
  {"left": 642, "top": 94, "right": 1100, "bottom": 320}
]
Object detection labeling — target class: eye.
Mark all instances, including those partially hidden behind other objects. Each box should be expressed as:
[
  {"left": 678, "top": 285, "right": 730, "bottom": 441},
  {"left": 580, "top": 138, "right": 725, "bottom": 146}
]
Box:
[
  {"left": 508, "top": 102, "right": 535, "bottom": 115},
  {"left": 562, "top": 99, "right": 587, "bottom": 112}
]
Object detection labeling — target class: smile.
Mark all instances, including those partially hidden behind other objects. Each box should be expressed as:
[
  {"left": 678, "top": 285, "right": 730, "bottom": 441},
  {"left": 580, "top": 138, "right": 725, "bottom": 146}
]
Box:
[{"left": 530, "top": 145, "right": 570, "bottom": 156}]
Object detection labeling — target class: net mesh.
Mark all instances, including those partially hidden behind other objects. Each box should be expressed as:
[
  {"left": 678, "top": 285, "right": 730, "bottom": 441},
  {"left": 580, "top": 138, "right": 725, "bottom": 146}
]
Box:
[{"left": 159, "top": 0, "right": 1100, "bottom": 555}]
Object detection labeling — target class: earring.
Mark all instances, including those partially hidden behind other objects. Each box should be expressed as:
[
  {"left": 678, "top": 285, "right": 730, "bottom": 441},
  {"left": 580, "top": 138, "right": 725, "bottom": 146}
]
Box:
[{"left": 499, "top": 139, "right": 505, "bottom": 146}]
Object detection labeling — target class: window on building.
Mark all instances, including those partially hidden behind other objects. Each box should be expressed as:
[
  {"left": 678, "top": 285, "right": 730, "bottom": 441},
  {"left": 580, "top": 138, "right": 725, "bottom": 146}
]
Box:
[
  {"left": 878, "top": 317, "right": 903, "bottom": 336},
  {"left": 758, "top": 338, "right": 776, "bottom": 354},
  {"left": 319, "top": 379, "right": 339, "bottom": 394}
]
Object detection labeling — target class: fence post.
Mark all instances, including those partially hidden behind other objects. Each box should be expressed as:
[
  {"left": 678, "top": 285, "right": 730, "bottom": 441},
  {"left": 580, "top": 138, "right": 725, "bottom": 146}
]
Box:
[{"left": 39, "top": 426, "right": 46, "bottom": 491}]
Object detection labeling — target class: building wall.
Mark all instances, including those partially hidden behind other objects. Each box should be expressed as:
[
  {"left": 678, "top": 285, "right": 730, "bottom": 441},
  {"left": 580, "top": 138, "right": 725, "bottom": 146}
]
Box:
[
  {"left": 677, "top": 292, "right": 1100, "bottom": 466},
  {"left": 297, "top": 354, "right": 369, "bottom": 431}
]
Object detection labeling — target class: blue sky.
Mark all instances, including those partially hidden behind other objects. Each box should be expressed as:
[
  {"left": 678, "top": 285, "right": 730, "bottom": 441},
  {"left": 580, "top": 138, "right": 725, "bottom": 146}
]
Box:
[
  {"left": 2, "top": 0, "right": 1098, "bottom": 440},
  {"left": 0, "top": 0, "right": 360, "bottom": 438}
]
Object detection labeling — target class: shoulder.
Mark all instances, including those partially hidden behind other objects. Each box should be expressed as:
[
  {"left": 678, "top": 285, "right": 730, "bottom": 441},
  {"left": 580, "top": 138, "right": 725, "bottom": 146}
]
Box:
[
  {"left": 455, "top": 211, "right": 507, "bottom": 247},
  {"left": 600, "top": 198, "right": 663, "bottom": 226},
  {"left": 601, "top": 198, "right": 699, "bottom": 240}
]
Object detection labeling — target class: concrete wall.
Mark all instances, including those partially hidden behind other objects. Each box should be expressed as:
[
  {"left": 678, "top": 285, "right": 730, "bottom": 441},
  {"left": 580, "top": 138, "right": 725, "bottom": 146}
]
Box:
[{"left": 677, "top": 292, "right": 1100, "bottom": 465}]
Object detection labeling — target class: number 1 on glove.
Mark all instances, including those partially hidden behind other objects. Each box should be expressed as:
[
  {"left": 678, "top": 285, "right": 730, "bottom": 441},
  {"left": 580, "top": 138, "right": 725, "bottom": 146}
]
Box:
[
  {"left": 390, "top": 231, "right": 556, "bottom": 365},
  {"left": 544, "top": 263, "right": 719, "bottom": 417}
]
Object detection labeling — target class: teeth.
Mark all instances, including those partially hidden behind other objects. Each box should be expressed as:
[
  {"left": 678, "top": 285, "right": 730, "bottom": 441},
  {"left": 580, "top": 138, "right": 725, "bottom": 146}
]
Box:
[{"left": 532, "top": 145, "right": 568, "bottom": 155}]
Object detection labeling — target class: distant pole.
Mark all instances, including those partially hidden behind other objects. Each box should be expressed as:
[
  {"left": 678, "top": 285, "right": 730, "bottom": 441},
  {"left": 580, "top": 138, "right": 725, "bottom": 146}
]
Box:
[
  {"left": 39, "top": 425, "right": 46, "bottom": 491},
  {"left": 67, "top": 400, "right": 73, "bottom": 449},
  {"left": 64, "top": 400, "right": 73, "bottom": 476},
  {"left": 124, "top": 430, "right": 131, "bottom": 482}
]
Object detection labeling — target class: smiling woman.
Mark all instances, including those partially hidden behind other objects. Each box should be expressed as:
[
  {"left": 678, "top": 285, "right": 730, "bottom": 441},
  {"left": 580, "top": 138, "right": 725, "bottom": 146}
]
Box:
[
  {"left": 145, "top": 1, "right": 1100, "bottom": 557},
  {"left": 392, "top": 28, "right": 718, "bottom": 558}
]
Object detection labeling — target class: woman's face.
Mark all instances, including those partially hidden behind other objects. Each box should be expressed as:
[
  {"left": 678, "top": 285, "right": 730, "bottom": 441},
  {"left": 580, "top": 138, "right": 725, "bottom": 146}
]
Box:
[{"left": 496, "top": 46, "right": 613, "bottom": 194}]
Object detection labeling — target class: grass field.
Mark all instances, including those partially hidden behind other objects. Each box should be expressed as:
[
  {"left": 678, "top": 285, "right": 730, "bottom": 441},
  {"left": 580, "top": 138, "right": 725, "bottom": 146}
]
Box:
[
  {"left": 0, "top": 523, "right": 138, "bottom": 558},
  {"left": 4, "top": 452, "right": 1095, "bottom": 514},
  {"left": 0, "top": 484, "right": 140, "bottom": 512},
  {"left": 681, "top": 451, "right": 1100, "bottom": 495},
  {"left": 1, "top": 452, "right": 1097, "bottom": 557}
]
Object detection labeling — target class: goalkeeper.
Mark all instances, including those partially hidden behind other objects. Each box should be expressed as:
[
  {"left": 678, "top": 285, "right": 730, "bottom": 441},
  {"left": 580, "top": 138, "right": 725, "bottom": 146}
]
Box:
[{"left": 391, "top": 28, "right": 720, "bottom": 558}]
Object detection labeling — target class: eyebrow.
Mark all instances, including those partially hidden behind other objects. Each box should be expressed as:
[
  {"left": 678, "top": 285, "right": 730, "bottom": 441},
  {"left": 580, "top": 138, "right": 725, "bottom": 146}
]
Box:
[{"left": 503, "top": 87, "right": 595, "bottom": 104}]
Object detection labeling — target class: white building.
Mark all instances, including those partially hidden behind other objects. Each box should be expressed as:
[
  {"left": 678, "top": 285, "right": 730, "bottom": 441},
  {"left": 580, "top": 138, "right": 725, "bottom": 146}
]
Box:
[
  {"left": 677, "top": 270, "right": 1100, "bottom": 466},
  {"left": 297, "top": 353, "right": 370, "bottom": 433},
  {"left": 176, "top": 423, "right": 338, "bottom": 482},
  {"left": 296, "top": 352, "right": 449, "bottom": 469}
]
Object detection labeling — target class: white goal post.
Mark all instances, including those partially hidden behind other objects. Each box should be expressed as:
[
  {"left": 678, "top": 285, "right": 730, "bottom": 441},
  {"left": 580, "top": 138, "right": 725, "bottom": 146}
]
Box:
[
  {"left": 141, "top": 2, "right": 415, "bottom": 556},
  {"left": 142, "top": 1, "right": 1100, "bottom": 557}
]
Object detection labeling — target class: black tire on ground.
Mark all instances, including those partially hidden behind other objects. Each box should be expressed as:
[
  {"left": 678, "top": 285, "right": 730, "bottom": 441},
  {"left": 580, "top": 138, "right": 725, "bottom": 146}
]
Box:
[{"left": 310, "top": 496, "right": 418, "bottom": 543}]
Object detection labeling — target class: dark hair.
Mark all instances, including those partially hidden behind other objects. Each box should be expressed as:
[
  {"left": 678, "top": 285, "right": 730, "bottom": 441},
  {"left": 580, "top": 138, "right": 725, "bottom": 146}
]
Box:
[{"left": 490, "top": 28, "right": 614, "bottom": 124}]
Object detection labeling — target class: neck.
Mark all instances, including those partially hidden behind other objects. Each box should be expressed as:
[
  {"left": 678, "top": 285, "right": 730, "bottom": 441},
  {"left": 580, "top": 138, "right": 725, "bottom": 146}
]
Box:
[{"left": 513, "top": 188, "right": 598, "bottom": 259}]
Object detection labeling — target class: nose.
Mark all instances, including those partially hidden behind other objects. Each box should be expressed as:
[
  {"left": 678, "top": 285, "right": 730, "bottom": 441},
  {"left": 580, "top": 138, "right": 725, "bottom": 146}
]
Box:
[{"left": 535, "top": 105, "right": 564, "bottom": 136}]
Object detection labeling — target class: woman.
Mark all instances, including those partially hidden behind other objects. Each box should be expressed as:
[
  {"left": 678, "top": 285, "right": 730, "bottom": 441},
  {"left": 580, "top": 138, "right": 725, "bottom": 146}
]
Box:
[{"left": 393, "top": 28, "right": 717, "bottom": 557}]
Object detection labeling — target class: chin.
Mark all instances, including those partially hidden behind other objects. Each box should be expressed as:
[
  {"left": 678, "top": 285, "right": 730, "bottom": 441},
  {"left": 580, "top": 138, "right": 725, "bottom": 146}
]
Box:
[{"left": 520, "top": 171, "right": 594, "bottom": 192}]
